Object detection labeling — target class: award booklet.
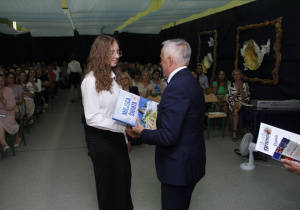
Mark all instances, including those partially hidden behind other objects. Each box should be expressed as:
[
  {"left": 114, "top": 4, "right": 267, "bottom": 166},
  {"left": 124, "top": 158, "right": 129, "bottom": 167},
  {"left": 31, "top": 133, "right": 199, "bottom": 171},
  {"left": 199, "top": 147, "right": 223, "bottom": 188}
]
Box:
[
  {"left": 255, "top": 123, "right": 300, "bottom": 161},
  {"left": 112, "top": 90, "right": 158, "bottom": 130}
]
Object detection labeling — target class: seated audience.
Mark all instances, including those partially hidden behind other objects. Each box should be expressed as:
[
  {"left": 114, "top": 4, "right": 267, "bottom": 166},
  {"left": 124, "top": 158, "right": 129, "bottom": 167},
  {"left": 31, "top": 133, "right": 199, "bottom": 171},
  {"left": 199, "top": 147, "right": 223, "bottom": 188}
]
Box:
[
  {"left": 213, "top": 70, "right": 231, "bottom": 129},
  {"left": 52, "top": 61, "right": 60, "bottom": 97},
  {"left": 37, "top": 67, "right": 50, "bottom": 113},
  {"left": 136, "top": 71, "right": 155, "bottom": 98},
  {"left": 226, "top": 69, "right": 250, "bottom": 142},
  {"left": 151, "top": 69, "right": 166, "bottom": 95},
  {"left": 0, "top": 74, "right": 20, "bottom": 152}
]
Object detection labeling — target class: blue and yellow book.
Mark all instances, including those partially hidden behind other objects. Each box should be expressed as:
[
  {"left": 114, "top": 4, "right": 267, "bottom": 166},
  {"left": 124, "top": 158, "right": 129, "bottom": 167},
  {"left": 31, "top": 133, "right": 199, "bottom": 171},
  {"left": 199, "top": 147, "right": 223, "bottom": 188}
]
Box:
[{"left": 113, "top": 90, "right": 158, "bottom": 130}]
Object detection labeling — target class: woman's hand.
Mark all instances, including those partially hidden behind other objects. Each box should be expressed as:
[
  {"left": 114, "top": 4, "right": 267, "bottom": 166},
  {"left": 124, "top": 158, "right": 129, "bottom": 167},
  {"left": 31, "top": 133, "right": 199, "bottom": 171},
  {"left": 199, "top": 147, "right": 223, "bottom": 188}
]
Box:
[
  {"left": 146, "top": 89, "right": 152, "bottom": 96},
  {"left": 22, "top": 84, "right": 28, "bottom": 91}
]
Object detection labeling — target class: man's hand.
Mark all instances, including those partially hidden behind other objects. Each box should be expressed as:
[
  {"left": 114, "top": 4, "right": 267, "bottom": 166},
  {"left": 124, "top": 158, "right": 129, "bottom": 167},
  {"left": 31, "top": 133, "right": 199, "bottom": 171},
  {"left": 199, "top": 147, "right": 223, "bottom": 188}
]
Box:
[
  {"left": 125, "top": 126, "right": 139, "bottom": 138},
  {"left": 281, "top": 158, "right": 300, "bottom": 175},
  {"left": 132, "top": 118, "right": 144, "bottom": 135}
]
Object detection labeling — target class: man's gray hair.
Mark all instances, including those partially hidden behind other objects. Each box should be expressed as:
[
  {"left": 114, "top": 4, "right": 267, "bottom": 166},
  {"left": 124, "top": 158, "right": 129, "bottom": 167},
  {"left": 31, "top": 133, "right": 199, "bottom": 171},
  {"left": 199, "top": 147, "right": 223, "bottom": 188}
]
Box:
[{"left": 162, "top": 39, "right": 191, "bottom": 65}]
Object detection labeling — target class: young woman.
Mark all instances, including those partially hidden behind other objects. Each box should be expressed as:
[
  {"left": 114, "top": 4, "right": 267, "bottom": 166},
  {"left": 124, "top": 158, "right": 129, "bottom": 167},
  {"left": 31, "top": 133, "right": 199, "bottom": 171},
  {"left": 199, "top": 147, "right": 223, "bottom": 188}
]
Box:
[
  {"left": 132, "top": 70, "right": 141, "bottom": 87},
  {"left": 81, "top": 35, "right": 135, "bottom": 210},
  {"left": 226, "top": 69, "right": 250, "bottom": 141},
  {"left": 213, "top": 70, "right": 231, "bottom": 129},
  {"left": 136, "top": 70, "right": 155, "bottom": 98}
]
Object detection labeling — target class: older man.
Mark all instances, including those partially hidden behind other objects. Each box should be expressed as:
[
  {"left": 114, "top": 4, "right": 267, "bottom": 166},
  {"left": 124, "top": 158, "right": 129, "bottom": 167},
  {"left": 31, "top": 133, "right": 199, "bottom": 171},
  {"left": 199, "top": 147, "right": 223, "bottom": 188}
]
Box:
[{"left": 133, "top": 39, "right": 206, "bottom": 210}]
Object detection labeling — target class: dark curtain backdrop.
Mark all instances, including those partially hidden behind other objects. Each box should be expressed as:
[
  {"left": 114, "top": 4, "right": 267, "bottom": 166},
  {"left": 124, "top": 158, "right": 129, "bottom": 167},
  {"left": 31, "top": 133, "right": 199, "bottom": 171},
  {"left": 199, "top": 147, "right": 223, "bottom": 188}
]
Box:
[{"left": 0, "top": 0, "right": 299, "bottom": 100}]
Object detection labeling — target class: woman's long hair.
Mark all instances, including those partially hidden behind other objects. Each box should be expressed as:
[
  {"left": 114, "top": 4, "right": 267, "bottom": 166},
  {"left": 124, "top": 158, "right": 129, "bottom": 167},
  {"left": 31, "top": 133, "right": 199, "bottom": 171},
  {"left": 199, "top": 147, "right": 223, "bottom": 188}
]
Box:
[
  {"left": 84, "top": 35, "right": 120, "bottom": 93},
  {"left": 216, "top": 70, "right": 228, "bottom": 93}
]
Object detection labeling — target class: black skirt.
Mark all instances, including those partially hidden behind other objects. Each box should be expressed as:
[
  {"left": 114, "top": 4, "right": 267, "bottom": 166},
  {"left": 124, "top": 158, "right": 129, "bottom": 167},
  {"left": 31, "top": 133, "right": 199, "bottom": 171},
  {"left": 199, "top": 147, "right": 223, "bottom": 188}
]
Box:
[
  {"left": 69, "top": 72, "right": 81, "bottom": 85},
  {"left": 85, "top": 125, "right": 133, "bottom": 210}
]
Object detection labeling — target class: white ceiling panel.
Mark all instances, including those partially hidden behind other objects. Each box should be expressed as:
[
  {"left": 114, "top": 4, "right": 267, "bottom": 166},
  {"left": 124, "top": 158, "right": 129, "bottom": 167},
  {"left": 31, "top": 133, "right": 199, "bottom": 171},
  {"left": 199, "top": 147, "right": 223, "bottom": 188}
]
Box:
[
  {"left": 0, "top": 0, "right": 255, "bottom": 36},
  {"left": 0, "top": 0, "right": 73, "bottom": 37}
]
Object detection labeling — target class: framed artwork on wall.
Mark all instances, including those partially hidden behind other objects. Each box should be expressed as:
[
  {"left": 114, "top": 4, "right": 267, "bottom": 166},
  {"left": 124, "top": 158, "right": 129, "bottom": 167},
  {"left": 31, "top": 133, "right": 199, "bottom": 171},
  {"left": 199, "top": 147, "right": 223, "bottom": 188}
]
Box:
[
  {"left": 197, "top": 30, "right": 218, "bottom": 87},
  {"left": 235, "top": 17, "right": 282, "bottom": 85}
]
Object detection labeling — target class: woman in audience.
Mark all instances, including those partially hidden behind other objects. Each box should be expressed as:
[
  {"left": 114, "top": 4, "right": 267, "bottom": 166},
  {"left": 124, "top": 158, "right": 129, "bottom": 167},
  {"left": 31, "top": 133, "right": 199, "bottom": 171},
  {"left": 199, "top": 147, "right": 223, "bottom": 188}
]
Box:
[
  {"left": 151, "top": 69, "right": 165, "bottom": 95},
  {"left": 120, "top": 72, "right": 140, "bottom": 152},
  {"left": 213, "top": 70, "right": 231, "bottom": 129},
  {"left": 226, "top": 69, "right": 250, "bottom": 141},
  {"left": 136, "top": 70, "right": 155, "bottom": 98},
  {"left": 19, "top": 70, "right": 41, "bottom": 124},
  {"left": 36, "top": 67, "right": 48, "bottom": 113},
  {"left": 138, "top": 64, "right": 145, "bottom": 73},
  {"left": 121, "top": 72, "right": 139, "bottom": 95},
  {"left": 81, "top": 35, "right": 134, "bottom": 209},
  {"left": 132, "top": 70, "right": 141, "bottom": 87},
  {"left": 6, "top": 72, "right": 24, "bottom": 116},
  {"left": 0, "top": 74, "right": 20, "bottom": 152}
]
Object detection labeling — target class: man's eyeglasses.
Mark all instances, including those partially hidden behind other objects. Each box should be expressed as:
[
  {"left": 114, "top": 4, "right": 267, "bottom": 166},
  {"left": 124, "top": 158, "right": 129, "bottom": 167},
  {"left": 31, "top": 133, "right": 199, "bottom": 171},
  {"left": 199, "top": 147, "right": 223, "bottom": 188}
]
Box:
[{"left": 111, "top": 50, "right": 123, "bottom": 57}]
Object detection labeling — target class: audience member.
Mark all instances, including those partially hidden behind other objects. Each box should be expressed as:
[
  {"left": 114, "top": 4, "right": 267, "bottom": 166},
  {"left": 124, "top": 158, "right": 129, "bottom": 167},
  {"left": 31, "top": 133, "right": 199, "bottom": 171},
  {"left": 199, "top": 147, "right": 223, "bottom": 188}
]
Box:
[
  {"left": 136, "top": 70, "right": 155, "bottom": 98},
  {"left": 132, "top": 70, "right": 141, "bottom": 87},
  {"left": 151, "top": 69, "right": 166, "bottom": 95},
  {"left": 20, "top": 70, "right": 41, "bottom": 124},
  {"left": 0, "top": 74, "right": 20, "bottom": 152},
  {"left": 138, "top": 64, "right": 145, "bottom": 73},
  {"left": 226, "top": 69, "right": 250, "bottom": 141},
  {"left": 196, "top": 63, "right": 209, "bottom": 90},
  {"left": 38, "top": 67, "right": 51, "bottom": 113},
  {"left": 191, "top": 70, "right": 199, "bottom": 80},
  {"left": 213, "top": 70, "right": 231, "bottom": 129},
  {"left": 52, "top": 61, "right": 60, "bottom": 97},
  {"left": 122, "top": 61, "right": 134, "bottom": 78},
  {"left": 6, "top": 72, "right": 25, "bottom": 116}
]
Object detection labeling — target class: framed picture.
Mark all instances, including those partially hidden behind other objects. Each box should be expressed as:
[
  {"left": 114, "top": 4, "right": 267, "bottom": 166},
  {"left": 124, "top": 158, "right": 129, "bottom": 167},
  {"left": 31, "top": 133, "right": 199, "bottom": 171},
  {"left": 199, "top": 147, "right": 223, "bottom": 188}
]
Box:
[
  {"left": 197, "top": 30, "right": 218, "bottom": 87},
  {"left": 234, "top": 17, "right": 282, "bottom": 85}
]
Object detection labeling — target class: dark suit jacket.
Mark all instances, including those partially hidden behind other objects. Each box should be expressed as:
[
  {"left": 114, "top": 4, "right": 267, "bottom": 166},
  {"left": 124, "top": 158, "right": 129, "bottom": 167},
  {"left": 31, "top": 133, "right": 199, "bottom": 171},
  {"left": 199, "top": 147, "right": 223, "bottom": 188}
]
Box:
[{"left": 141, "top": 68, "right": 206, "bottom": 186}]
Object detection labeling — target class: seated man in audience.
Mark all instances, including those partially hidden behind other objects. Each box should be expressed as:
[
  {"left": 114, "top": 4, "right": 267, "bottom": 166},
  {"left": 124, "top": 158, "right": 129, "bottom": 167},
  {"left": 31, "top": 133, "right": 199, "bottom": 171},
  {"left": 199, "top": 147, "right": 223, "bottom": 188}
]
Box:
[
  {"left": 196, "top": 63, "right": 209, "bottom": 90},
  {"left": 122, "top": 61, "right": 134, "bottom": 78}
]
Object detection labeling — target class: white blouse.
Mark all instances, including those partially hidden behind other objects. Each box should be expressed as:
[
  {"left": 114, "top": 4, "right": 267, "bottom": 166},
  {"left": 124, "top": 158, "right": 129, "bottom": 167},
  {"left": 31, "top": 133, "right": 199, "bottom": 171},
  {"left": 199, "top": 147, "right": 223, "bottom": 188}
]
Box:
[{"left": 81, "top": 71, "right": 126, "bottom": 133}]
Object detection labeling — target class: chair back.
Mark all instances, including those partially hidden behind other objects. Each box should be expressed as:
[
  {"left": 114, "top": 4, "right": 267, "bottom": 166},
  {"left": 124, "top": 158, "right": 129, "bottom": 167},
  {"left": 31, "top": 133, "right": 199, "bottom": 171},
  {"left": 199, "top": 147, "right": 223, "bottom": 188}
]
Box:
[
  {"left": 204, "top": 93, "right": 218, "bottom": 103},
  {"left": 147, "top": 95, "right": 161, "bottom": 103},
  {"left": 13, "top": 105, "right": 19, "bottom": 113}
]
